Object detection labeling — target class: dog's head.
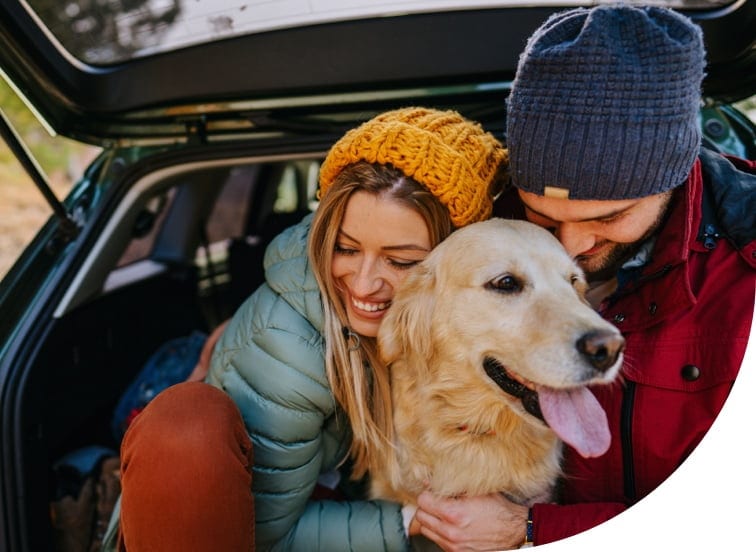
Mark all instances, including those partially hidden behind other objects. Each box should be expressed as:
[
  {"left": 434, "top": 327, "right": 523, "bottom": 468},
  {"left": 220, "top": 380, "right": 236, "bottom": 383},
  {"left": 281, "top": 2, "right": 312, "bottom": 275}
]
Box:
[{"left": 378, "top": 218, "right": 624, "bottom": 458}]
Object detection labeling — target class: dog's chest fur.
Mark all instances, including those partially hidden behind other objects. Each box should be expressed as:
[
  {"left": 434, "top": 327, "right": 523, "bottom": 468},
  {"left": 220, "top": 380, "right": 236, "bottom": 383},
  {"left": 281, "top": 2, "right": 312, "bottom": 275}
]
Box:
[{"left": 369, "top": 357, "right": 562, "bottom": 507}]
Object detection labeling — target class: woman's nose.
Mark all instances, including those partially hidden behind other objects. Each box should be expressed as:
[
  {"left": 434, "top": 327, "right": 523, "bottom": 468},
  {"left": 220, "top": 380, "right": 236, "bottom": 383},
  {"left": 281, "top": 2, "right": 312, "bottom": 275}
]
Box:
[
  {"left": 554, "top": 223, "right": 597, "bottom": 258},
  {"left": 351, "top": 257, "right": 384, "bottom": 296}
]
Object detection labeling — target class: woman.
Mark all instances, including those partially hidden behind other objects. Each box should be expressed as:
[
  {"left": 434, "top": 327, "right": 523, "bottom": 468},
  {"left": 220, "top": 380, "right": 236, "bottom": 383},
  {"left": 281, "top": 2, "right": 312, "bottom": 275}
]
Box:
[{"left": 110, "top": 107, "right": 506, "bottom": 551}]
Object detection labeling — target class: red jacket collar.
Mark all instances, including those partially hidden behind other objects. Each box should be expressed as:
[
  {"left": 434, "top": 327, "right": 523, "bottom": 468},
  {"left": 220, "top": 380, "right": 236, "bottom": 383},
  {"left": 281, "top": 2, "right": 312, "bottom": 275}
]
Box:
[
  {"left": 640, "top": 158, "right": 703, "bottom": 274},
  {"left": 600, "top": 160, "right": 704, "bottom": 332}
]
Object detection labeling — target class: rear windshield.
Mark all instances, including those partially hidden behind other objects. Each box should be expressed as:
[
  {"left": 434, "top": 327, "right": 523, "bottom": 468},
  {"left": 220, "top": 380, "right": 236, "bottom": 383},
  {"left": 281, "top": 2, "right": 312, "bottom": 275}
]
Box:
[{"left": 26, "top": 0, "right": 737, "bottom": 65}]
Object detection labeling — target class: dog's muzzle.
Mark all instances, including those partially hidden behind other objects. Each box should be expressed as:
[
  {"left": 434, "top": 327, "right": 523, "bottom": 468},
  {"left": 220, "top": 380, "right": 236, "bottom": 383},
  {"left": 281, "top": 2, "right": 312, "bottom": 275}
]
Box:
[{"left": 483, "top": 357, "right": 545, "bottom": 424}]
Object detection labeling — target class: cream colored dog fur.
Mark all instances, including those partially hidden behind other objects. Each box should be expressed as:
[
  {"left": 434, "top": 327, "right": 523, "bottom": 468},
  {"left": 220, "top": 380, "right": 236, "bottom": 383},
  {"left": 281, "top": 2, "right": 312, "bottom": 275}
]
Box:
[{"left": 373, "top": 218, "right": 624, "bottom": 509}]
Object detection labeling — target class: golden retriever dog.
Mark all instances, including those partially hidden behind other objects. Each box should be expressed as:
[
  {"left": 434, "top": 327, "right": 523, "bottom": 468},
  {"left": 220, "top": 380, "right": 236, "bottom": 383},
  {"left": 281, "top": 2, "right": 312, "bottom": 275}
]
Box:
[{"left": 373, "top": 218, "right": 624, "bottom": 514}]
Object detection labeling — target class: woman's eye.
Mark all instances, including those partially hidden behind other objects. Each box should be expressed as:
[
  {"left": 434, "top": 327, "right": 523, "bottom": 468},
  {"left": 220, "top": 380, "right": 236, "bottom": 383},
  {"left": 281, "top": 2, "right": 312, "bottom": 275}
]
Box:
[
  {"left": 388, "top": 258, "right": 420, "bottom": 270},
  {"left": 487, "top": 274, "right": 523, "bottom": 293},
  {"left": 334, "top": 244, "right": 357, "bottom": 255}
]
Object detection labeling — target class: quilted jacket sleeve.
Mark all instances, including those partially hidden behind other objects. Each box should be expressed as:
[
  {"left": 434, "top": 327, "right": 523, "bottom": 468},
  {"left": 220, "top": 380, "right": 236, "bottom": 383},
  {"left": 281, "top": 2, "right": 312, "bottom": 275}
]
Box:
[{"left": 206, "top": 217, "right": 408, "bottom": 551}]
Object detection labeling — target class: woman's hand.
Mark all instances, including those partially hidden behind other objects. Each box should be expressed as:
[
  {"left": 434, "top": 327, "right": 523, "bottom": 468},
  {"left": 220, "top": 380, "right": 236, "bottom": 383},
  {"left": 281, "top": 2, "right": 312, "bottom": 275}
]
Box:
[{"left": 413, "top": 490, "right": 529, "bottom": 551}]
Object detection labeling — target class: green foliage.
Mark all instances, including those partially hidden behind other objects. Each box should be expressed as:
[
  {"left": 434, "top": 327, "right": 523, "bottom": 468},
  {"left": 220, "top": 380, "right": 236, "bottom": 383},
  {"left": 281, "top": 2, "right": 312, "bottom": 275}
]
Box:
[{"left": 0, "top": 79, "right": 100, "bottom": 186}]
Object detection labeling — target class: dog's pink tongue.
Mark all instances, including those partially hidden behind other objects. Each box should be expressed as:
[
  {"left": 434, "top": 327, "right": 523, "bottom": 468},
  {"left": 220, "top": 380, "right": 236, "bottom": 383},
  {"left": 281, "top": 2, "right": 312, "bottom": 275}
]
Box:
[{"left": 537, "top": 386, "right": 610, "bottom": 458}]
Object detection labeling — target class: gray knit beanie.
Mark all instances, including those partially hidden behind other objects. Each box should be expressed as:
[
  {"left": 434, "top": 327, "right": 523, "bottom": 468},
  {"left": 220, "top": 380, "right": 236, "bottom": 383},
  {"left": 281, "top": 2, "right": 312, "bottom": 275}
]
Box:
[{"left": 506, "top": 5, "right": 706, "bottom": 200}]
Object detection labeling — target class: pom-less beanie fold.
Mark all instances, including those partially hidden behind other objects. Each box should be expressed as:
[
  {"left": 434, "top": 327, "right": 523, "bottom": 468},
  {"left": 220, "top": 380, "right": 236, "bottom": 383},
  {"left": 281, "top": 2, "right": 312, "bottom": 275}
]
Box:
[
  {"left": 319, "top": 107, "right": 507, "bottom": 227},
  {"left": 506, "top": 5, "right": 706, "bottom": 200}
]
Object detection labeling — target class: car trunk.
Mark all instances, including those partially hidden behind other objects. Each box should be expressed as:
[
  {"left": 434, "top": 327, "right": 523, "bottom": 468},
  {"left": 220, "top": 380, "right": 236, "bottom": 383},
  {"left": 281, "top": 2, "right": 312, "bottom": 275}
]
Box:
[{"left": 0, "top": 1, "right": 753, "bottom": 551}]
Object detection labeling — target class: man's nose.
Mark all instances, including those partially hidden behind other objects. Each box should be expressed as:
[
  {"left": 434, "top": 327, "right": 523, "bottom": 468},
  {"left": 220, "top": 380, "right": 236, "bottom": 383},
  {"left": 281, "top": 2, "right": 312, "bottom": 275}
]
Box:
[{"left": 555, "top": 223, "right": 596, "bottom": 258}]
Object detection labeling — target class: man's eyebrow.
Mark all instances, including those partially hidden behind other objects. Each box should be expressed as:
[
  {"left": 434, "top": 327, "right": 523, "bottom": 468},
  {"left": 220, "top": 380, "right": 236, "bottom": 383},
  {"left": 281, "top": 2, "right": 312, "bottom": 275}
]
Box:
[
  {"left": 338, "top": 229, "right": 430, "bottom": 252},
  {"left": 521, "top": 201, "right": 633, "bottom": 223}
]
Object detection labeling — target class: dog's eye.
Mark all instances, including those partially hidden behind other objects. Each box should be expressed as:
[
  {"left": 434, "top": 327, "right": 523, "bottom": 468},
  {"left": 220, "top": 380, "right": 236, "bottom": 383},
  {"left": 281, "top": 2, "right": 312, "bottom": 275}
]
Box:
[{"left": 487, "top": 274, "right": 523, "bottom": 294}]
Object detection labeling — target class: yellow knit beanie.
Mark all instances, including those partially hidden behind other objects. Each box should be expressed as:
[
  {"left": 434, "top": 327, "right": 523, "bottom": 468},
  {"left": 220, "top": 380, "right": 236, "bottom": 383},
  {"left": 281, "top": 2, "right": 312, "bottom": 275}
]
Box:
[{"left": 318, "top": 107, "right": 507, "bottom": 227}]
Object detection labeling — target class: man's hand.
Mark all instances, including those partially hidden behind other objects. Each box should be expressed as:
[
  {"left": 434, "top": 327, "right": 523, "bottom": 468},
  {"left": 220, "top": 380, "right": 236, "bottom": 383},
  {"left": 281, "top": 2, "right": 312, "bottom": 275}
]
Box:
[{"left": 413, "top": 490, "right": 529, "bottom": 551}]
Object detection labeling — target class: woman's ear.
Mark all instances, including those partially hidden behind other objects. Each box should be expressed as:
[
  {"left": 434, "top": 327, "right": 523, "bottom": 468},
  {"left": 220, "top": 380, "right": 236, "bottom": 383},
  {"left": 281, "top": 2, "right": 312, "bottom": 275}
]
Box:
[{"left": 377, "top": 262, "right": 437, "bottom": 366}]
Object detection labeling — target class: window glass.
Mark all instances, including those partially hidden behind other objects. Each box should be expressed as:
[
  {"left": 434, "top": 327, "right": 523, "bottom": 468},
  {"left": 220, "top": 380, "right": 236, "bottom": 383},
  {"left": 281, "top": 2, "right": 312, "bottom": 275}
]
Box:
[
  {"left": 734, "top": 97, "right": 756, "bottom": 123},
  {"left": 25, "top": 0, "right": 735, "bottom": 65},
  {"left": 305, "top": 161, "right": 321, "bottom": 212},
  {"left": 273, "top": 165, "right": 299, "bottom": 213}
]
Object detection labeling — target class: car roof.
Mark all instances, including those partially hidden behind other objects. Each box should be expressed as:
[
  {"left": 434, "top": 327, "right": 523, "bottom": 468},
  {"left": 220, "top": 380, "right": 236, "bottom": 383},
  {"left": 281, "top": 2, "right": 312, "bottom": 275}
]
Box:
[{"left": 1, "top": 0, "right": 753, "bottom": 144}]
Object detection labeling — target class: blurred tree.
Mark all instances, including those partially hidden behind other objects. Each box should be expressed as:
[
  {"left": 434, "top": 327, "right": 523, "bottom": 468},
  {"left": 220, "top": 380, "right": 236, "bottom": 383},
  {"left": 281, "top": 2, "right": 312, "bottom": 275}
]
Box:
[
  {"left": 0, "top": 84, "right": 38, "bottom": 167},
  {"left": 27, "top": 0, "right": 181, "bottom": 64},
  {"left": 1, "top": 78, "right": 100, "bottom": 185}
]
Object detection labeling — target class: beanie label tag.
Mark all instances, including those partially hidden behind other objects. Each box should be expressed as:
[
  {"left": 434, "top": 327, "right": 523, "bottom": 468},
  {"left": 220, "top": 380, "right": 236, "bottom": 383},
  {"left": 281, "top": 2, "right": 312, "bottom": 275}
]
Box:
[{"left": 544, "top": 186, "right": 570, "bottom": 199}]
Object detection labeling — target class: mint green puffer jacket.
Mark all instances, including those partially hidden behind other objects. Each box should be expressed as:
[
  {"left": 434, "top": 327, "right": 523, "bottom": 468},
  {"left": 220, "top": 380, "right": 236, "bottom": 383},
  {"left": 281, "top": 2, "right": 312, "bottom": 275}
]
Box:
[{"left": 206, "top": 214, "right": 408, "bottom": 551}]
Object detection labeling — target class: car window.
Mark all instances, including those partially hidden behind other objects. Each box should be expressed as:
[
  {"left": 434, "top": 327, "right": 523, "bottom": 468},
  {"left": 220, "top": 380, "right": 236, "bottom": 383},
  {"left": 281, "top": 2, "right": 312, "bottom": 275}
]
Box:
[
  {"left": 106, "top": 158, "right": 321, "bottom": 304},
  {"left": 24, "top": 0, "right": 736, "bottom": 66},
  {"left": 193, "top": 159, "right": 320, "bottom": 322},
  {"left": 273, "top": 165, "right": 300, "bottom": 213},
  {"left": 195, "top": 160, "right": 318, "bottom": 268}
]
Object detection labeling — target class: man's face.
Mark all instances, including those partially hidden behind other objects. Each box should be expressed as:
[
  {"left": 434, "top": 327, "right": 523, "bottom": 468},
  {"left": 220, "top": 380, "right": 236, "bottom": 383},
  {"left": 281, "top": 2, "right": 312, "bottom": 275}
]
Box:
[{"left": 518, "top": 189, "right": 673, "bottom": 282}]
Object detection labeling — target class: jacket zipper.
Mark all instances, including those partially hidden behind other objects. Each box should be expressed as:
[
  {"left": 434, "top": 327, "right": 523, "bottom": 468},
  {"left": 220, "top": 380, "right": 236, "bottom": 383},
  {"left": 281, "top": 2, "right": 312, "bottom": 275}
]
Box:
[
  {"left": 621, "top": 381, "right": 637, "bottom": 502},
  {"left": 603, "top": 264, "right": 665, "bottom": 503}
]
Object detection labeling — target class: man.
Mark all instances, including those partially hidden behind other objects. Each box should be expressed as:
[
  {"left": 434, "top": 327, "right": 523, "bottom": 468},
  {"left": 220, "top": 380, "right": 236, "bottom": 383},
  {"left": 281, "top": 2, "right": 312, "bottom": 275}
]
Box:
[{"left": 412, "top": 5, "right": 755, "bottom": 549}]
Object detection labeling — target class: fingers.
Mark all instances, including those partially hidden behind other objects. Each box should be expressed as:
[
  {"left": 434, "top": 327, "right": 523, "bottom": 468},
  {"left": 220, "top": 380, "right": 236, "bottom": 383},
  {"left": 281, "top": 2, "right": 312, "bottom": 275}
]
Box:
[
  {"left": 414, "top": 491, "right": 526, "bottom": 551},
  {"left": 417, "top": 490, "right": 456, "bottom": 517},
  {"left": 415, "top": 492, "right": 466, "bottom": 549}
]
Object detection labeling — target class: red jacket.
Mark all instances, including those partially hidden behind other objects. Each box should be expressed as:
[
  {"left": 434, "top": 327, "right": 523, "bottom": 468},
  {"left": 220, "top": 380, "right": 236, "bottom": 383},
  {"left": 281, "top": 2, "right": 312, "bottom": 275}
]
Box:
[{"left": 496, "top": 151, "right": 756, "bottom": 544}]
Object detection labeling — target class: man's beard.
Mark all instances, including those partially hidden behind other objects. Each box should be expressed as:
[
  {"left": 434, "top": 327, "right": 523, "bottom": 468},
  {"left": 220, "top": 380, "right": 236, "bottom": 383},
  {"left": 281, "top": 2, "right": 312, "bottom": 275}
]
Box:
[
  {"left": 579, "top": 241, "right": 644, "bottom": 283},
  {"left": 578, "top": 194, "right": 673, "bottom": 283}
]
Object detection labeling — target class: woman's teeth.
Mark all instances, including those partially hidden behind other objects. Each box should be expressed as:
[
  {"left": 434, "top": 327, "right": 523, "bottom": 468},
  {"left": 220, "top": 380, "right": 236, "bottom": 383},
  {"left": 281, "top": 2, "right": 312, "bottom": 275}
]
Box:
[{"left": 352, "top": 297, "right": 390, "bottom": 312}]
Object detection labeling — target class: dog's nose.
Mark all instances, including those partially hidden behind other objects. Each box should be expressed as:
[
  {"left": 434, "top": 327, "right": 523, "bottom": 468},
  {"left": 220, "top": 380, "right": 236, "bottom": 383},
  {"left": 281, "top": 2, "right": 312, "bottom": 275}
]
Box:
[{"left": 576, "top": 330, "right": 625, "bottom": 372}]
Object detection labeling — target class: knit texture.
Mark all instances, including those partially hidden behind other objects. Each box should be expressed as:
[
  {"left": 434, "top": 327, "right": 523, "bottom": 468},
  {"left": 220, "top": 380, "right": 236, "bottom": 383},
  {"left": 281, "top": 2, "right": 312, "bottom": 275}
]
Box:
[
  {"left": 319, "top": 107, "right": 506, "bottom": 227},
  {"left": 506, "top": 5, "right": 706, "bottom": 200}
]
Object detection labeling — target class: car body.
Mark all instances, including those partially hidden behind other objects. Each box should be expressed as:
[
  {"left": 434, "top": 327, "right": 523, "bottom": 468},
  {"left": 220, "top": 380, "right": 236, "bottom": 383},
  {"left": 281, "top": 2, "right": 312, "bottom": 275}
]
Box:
[{"left": 0, "top": 1, "right": 754, "bottom": 551}]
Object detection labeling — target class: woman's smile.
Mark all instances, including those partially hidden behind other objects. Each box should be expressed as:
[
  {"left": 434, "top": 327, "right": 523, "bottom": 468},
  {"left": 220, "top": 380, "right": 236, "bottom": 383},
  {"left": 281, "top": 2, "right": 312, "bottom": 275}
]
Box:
[
  {"left": 331, "top": 191, "right": 432, "bottom": 338},
  {"left": 350, "top": 296, "right": 391, "bottom": 314}
]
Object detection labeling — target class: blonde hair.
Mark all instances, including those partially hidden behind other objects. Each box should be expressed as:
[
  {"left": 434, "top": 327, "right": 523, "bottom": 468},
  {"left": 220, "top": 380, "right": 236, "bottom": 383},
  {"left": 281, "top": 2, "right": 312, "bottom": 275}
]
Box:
[{"left": 308, "top": 161, "right": 453, "bottom": 478}]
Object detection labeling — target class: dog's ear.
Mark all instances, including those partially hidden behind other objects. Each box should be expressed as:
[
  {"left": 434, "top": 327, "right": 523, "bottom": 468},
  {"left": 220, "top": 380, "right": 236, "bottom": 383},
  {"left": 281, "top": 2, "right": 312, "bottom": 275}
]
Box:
[{"left": 378, "top": 262, "right": 437, "bottom": 365}]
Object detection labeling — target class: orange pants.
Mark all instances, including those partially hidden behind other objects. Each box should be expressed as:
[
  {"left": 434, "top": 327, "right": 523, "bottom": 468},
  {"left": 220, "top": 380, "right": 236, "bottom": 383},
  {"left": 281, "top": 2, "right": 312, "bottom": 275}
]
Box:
[{"left": 119, "top": 382, "right": 254, "bottom": 551}]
